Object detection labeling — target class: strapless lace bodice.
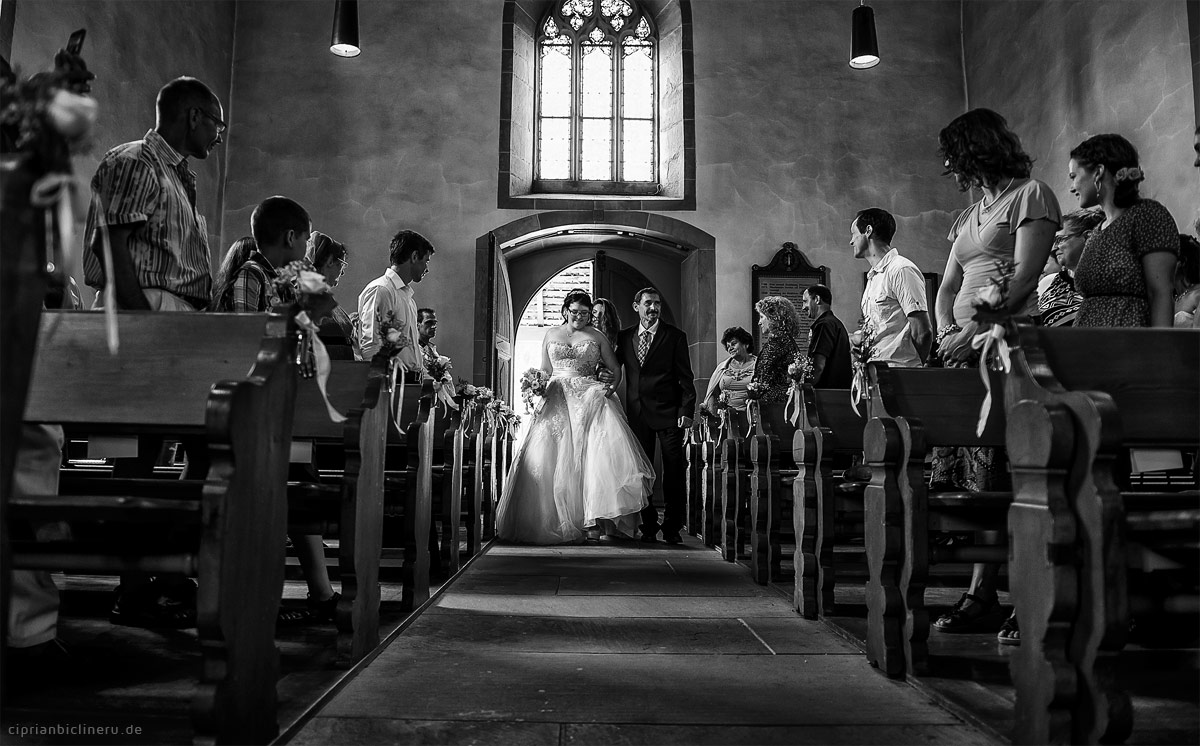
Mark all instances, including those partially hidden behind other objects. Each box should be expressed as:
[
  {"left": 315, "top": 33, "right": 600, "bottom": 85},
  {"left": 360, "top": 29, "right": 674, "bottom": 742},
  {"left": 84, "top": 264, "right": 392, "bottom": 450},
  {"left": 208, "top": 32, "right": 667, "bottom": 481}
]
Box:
[{"left": 548, "top": 339, "right": 601, "bottom": 377}]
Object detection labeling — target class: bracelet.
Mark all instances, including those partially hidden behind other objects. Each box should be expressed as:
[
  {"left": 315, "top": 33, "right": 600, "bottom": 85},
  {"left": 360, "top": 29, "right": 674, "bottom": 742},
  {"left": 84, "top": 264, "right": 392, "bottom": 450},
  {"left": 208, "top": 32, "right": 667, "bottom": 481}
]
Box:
[{"left": 935, "top": 324, "right": 961, "bottom": 344}]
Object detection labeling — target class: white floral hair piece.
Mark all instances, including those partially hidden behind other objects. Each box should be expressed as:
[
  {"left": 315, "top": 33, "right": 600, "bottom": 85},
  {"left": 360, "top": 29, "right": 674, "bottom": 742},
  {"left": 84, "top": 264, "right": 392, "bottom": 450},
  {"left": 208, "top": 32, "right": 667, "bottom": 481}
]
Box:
[{"left": 1114, "top": 166, "right": 1144, "bottom": 183}]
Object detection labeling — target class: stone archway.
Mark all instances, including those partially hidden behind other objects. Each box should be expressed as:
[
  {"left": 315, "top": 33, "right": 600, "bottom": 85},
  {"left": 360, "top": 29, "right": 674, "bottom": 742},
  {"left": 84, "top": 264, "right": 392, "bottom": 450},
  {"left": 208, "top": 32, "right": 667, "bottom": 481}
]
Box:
[{"left": 473, "top": 210, "right": 716, "bottom": 394}]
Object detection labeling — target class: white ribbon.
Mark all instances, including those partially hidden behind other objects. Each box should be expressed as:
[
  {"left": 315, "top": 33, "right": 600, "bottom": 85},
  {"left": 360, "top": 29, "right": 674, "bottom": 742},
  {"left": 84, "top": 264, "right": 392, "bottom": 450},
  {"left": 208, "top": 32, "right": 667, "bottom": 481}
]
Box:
[
  {"left": 433, "top": 378, "right": 459, "bottom": 413},
  {"left": 970, "top": 323, "right": 1011, "bottom": 437},
  {"left": 389, "top": 356, "right": 407, "bottom": 436},
  {"left": 850, "top": 362, "right": 868, "bottom": 416},
  {"left": 295, "top": 311, "right": 347, "bottom": 424},
  {"left": 88, "top": 193, "right": 119, "bottom": 354},
  {"left": 783, "top": 382, "right": 805, "bottom": 427}
]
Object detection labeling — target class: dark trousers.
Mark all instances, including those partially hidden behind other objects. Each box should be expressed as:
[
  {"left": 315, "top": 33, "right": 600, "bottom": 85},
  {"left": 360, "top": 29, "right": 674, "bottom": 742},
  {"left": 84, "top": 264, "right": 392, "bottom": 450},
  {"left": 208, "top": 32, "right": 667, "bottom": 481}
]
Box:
[{"left": 631, "top": 418, "right": 686, "bottom": 535}]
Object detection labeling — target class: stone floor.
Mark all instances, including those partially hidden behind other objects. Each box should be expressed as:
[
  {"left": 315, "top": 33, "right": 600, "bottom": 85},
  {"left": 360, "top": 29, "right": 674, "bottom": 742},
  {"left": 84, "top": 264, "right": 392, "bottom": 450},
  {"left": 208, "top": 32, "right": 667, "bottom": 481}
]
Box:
[{"left": 286, "top": 536, "right": 998, "bottom": 745}]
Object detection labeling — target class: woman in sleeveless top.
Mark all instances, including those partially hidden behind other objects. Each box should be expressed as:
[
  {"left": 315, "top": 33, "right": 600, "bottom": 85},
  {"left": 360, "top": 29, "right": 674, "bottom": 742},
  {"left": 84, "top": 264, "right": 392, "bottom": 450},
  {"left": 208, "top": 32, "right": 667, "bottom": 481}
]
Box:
[{"left": 495, "top": 290, "right": 653, "bottom": 544}]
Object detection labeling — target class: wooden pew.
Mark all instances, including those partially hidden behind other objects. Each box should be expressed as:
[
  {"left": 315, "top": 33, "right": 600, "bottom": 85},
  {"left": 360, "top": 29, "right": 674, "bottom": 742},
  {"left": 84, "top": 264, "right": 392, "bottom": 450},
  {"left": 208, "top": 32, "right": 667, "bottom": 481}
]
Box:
[
  {"left": 793, "top": 386, "right": 868, "bottom": 619},
  {"left": 287, "top": 356, "right": 389, "bottom": 662},
  {"left": 718, "top": 409, "right": 751, "bottom": 563},
  {"left": 433, "top": 400, "right": 466, "bottom": 576},
  {"left": 1003, "top": 325, "right": 1200, "bottom": 745},
  {"left": 11, "top": 310, "right": 298, "bottom": 744},
  {"left": 863, "top": 363, "right": 1009, "bottom": 679},
  {"left": 747, "top": 401, "right": 797, "bottom": 585},
  {"left": 684, "top": 414, "right": 721, "bottom": 546},
  {"left": 383, "top": 379, "right": 437, "bottom": 611}
]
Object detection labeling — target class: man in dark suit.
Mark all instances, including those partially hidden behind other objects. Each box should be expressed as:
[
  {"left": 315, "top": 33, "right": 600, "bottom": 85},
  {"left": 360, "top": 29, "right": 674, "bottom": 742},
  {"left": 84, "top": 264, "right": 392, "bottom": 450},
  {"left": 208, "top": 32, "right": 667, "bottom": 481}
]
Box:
[{"left": 617, "top": 288, "right": 696, "bottom": 544}]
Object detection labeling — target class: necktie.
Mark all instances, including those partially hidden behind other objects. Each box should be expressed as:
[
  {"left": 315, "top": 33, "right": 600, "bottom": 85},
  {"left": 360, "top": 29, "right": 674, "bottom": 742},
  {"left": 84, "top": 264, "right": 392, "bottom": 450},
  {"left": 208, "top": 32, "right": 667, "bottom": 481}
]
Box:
[{"left": 637, "top": 330, "right": 651, "bottom": 365}]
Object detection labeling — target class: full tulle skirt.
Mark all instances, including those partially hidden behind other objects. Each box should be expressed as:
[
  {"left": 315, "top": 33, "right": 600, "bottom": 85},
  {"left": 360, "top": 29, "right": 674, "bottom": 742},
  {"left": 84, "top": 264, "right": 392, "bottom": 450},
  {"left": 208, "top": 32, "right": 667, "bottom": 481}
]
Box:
[{"left": 495, "top": 375, "right": 652, "bottom": 544}]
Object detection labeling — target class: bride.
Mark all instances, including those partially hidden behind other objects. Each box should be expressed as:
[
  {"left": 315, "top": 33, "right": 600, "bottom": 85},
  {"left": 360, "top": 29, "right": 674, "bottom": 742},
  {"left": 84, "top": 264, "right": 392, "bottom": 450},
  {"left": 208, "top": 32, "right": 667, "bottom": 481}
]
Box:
[{"left": 496, "top": 290, "right": 654, "bottom": 544}]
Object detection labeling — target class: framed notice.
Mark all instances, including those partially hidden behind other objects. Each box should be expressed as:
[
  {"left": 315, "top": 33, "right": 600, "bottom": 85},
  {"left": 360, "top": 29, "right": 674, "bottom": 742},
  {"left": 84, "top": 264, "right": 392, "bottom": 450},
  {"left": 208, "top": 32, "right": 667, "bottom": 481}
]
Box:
[{"left": 751, "top": 243, "right": 830, "bottom": 353}]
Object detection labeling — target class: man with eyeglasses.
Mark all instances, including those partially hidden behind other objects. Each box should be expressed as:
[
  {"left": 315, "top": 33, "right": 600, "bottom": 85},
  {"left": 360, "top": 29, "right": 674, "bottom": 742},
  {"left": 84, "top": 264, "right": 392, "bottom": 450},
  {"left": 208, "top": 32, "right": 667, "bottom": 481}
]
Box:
[{"left": 84, "top": 76, "right": 226, "bottom": 311}]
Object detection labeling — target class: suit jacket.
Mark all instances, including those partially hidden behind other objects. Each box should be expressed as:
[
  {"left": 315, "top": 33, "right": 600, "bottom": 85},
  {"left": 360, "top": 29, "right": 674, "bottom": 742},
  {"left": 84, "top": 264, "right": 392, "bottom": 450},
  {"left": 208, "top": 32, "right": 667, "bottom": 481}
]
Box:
[{"left": 618, "top": 322, "right": 697, "bottom": 430}]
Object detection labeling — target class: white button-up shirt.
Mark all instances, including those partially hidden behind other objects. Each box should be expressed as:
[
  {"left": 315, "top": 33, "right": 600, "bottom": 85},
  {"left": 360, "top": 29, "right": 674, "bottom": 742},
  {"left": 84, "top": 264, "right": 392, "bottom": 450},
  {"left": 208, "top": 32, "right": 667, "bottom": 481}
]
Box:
[
  {"left": 357, "top": 267, "right": 423, "bottom": 373},
  {"left": 861, "top": 248, "right": 928, "bottom": 368}
]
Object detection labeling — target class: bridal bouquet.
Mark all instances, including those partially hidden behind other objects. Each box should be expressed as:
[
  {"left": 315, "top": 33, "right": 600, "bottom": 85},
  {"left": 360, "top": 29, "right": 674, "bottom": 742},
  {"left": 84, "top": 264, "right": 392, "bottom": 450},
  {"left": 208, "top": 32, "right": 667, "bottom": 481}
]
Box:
[{"left": 519, "top": 368, "right": 550, "bottom": 413}]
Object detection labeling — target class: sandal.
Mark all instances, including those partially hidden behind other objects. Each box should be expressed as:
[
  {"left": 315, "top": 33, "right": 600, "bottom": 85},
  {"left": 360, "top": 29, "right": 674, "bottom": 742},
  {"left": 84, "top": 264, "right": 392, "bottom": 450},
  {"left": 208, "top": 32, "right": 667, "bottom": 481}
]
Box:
[
  {"left": 932, "top": 592, "right": 1005, "bottom": 634},
  {"left": 307, "top": 591, "right": 341, "bottom": 623},
  {"left": 997, "top": 611, "right": 1020, "bottom": 646}
]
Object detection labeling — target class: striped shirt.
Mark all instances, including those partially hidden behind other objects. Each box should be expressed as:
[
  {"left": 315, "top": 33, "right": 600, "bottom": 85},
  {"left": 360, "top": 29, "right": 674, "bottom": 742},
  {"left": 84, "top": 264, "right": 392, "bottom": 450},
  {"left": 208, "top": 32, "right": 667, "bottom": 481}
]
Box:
[{"left": 83, "top": 129, "right": 213, "bottom": 308}]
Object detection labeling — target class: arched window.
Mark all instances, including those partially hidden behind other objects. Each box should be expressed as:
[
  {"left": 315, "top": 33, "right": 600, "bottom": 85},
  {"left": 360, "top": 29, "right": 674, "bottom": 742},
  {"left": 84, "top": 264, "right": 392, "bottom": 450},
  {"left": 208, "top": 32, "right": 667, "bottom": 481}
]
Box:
[{"left": 536, "top": 0, "right": 656, "bottom": 192}]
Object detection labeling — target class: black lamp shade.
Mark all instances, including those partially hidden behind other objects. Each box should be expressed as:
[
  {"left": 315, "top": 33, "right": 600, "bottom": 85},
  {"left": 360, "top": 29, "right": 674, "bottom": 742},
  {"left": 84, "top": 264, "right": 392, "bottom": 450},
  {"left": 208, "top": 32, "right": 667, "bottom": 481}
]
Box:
[
  {"left": 331, "top": 0, "right": 360, "bottom": 58},
  {"left": 849, "top": 4, "right": 879, "bottom": 69}
]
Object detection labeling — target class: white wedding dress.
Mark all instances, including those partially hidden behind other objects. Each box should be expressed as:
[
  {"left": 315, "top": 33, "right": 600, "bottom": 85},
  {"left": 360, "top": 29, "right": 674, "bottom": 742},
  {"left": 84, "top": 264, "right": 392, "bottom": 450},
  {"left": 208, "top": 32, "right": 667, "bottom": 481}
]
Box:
[{"left": 495, "top": 339, "right": 653, "bottom": 544}]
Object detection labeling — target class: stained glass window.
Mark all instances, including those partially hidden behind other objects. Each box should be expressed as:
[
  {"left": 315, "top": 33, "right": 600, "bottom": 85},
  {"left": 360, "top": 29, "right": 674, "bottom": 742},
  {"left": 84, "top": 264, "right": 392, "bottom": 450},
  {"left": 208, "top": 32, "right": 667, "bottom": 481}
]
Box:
[{"left": 535, "top": 0, "right": 656, "bottom": 187}]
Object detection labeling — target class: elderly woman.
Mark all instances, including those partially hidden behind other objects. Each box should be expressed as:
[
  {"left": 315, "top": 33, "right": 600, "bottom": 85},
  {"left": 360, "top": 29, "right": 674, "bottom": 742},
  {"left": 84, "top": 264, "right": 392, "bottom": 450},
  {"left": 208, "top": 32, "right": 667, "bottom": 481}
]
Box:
[
  {"left": 931, "top": 108, "right": 1061, "bottom": 643},
  {"left": 1067, "top": 134, "right": 1178, "bottom": 329},
  {"left": 1038, "top": 208, "right": 1105, "bottom": 327},
  {"left": 750, "top": 296, "right": 803, "bottom": 451},
  {"left": 305, "top": 230, "right": 359, "bottom": 358},
  {"left": 1174, "top": 234, "right": 1200, "bottom": 328},
  {"left": 700, "top": 326, "right": 757, "bottom": 434}
]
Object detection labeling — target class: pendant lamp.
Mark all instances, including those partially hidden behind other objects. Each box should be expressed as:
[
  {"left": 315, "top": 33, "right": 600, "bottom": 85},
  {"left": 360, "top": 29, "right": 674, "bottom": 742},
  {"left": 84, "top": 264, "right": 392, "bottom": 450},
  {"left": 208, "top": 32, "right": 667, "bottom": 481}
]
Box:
[
  {"left": 330, "top": 0, "right": 361, "bottom": 58},
  {"left": 849, "top": 0, "right": 879, "bottom": 70}
]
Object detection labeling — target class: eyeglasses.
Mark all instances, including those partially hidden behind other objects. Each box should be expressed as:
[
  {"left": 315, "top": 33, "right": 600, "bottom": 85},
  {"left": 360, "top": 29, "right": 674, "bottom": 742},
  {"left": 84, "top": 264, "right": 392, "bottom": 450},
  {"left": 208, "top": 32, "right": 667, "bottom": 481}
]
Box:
[
  {"left": 1052, "top": 233, "right": 1080, "bottom": 249},
  {"left": 566, "top": 310, "right": 592, "bottom": 319},
  {"left": 194, "top": 107, "right": 227, "bottom": 134}
]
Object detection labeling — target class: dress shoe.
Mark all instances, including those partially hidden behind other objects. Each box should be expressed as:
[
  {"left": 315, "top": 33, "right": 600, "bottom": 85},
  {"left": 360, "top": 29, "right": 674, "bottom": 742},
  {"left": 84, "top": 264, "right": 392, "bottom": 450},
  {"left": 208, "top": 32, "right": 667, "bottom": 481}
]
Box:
[
  {"left": 662, "top": 531, "right": 683, "bottom": 545},
  {"left": 640, "top": 532, "right": 658, "bottom": 544}
]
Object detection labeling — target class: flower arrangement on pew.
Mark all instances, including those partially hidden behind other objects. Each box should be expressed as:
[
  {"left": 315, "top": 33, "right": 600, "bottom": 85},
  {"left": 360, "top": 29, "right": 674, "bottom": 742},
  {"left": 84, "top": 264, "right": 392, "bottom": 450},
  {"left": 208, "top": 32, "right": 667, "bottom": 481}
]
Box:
[
  {"left": 848, "top": 318, "right": 879, "bottom": 415},
  {"left": 969, "top": 259, "right": 1017, "bottom": 436},
  {"left": 518, "top": 368, "right": 550, "bottom": 414},
  {"left": 784, "top": 352, "right": 814, "bottom": 426},
  {"left": 268, "top": 258, "right": 345, "bottom": 422},
  {"left": 425, "top": 353, "right": 458, "bottom": 411},
  {"left": 375, "top": 310, "right": 415, "bottom": 434},
  {"left": 3, "top": 34, "right": 103, "bottom": 342}
]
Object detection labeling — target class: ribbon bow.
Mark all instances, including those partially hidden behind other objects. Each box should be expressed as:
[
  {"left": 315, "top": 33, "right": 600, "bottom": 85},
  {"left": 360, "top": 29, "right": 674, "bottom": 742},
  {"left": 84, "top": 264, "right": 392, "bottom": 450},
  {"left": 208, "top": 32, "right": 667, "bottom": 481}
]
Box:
[
  {"left": 432, "top": 376, "right": 459, "bottom": 414},
  {"left": 783, "top": 382, "right": 806, "bottom": 427},
  {"left": 388, "top": 356, "right": 407, "bottom": 435},
  {"left": 850, "top": 362, "right": 868, "bottom": 416},
  {"left": 294, "top": 312, "right": 347, "bottom": 424},
  {"left": 969, "top": 323, "right": 1011, "bottom": 437}
]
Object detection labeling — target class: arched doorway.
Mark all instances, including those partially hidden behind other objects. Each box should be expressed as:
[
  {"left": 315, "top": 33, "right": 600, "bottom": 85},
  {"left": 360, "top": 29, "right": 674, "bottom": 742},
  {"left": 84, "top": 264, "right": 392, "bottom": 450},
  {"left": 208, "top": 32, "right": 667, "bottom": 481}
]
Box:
[{"left": 472, "top": 211, "right": 716, "bottom": 402}]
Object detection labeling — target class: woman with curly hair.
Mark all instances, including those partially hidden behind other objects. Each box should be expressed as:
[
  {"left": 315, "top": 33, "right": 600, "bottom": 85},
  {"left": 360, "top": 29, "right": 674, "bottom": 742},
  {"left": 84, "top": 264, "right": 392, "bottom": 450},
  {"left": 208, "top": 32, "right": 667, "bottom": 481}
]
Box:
[
  {"left": 1067, "top": 134, "right": 1178, "bottom": 328},
  {"left": 930, "top": 108, "right": 1061, "bottom": 642},
  {"left": 750, "top": 296, "right": 803, "bottom": 450}
]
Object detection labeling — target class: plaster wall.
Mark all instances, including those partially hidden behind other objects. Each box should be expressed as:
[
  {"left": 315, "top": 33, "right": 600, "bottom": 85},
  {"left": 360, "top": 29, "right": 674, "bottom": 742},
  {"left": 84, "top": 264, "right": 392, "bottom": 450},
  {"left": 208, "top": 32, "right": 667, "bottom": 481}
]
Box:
[
  {"left": 964, "top": 0, "right": 1198, "bottom": 234},
  {"left": 8, "top": 0, "right": 236, "bottom": 304},
  {"left": 225, "top": 0, "right": 967, "bottom": 377},
  {"left": 690, "top": 0, "right": 969, "bottom": 335}
]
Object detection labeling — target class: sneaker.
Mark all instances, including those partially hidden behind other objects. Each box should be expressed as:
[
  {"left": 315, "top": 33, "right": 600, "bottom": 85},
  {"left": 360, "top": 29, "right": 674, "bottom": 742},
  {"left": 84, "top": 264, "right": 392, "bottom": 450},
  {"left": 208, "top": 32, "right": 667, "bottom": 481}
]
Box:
[{"left": 932, "top": 592, "right": 1005, "bottom": 633}]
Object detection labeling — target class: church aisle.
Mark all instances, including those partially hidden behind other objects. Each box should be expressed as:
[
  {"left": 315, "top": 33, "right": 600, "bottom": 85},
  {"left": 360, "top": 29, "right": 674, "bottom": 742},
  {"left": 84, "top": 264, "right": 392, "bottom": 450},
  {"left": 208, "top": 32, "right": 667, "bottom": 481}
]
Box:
[{"left": 287, "top": 536, "right": 999, "bottom": 745}]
